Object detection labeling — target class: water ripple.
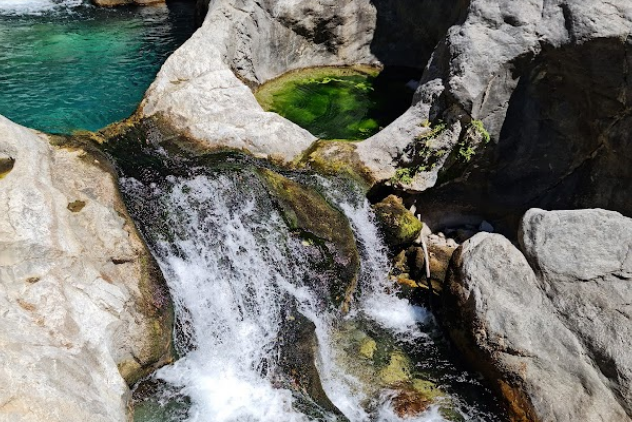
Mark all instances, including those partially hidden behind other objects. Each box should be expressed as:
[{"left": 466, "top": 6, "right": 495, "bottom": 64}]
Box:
[{"left": 0, "top": 1, "right": 196, "bottom": 133}]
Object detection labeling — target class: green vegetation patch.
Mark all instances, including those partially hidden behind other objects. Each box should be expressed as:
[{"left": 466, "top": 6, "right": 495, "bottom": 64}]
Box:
[{"left": 256, "top": 66, "right": 417, "bottom": 140}]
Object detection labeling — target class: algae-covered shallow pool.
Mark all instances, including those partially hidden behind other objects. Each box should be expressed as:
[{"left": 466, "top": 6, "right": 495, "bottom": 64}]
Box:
[
  {"left": 0, "top": 0, "right": 196, "bottom": 134},
  {"left": 255, "top": 66, "right": 420, "bottom": 140}
]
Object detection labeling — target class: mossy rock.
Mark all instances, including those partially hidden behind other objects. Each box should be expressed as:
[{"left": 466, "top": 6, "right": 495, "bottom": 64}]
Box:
[
  {"left": 258, "top": 168, "right": 359, "bottom": 310},
  {"left": 295, "top": 140, "right": 374, "bottom": 188},
  {"left": 373, "top": 195, "right": 423, "bottom": 247},
  {"left": 379, "top": 351, "right": 412, "bottom": 385}
]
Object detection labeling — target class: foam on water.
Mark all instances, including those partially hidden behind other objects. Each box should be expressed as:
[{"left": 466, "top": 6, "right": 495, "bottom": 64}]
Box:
[{"left": 0, "top": 0, "right": 83, "bottom": 15}]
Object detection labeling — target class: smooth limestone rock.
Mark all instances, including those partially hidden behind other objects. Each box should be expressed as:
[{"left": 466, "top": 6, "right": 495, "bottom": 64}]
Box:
[
  {"left": 0, "top": 115, "right": 173, "bottom": 422},
  {"left": 442, "top": 208, "right": 632, "bottom": 422},
  {"left": 141, "top": 0, "right": 464, "bottom": 163}
]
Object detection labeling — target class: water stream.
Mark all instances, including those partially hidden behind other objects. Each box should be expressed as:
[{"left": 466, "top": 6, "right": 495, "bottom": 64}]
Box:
[{"left": 107, "top": 137, "right": 507, "bottom": 422}]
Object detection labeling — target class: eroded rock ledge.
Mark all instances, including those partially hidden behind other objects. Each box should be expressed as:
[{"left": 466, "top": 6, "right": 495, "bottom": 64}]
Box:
[
  {"left": 0, "top": 116, "right": 173, "bottom": 422},
  {"left": 442, "top": 208, "right": 632, "bottom": 422}
]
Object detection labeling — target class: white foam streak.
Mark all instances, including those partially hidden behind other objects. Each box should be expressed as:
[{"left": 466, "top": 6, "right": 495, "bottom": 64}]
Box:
[
  {"left": 317, "top": 178, "right": 433, "bottom": 339},
  {"left": 0, "top": 0, "right": 84, "bottom": 15},
  {"left": 143, "top": 175, "right": 309, "bottom": 422}
]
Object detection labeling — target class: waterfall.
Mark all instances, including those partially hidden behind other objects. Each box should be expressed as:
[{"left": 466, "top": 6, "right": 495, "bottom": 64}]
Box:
[{"left": 118, "top": 158, "right": 504, "bottom": 422}]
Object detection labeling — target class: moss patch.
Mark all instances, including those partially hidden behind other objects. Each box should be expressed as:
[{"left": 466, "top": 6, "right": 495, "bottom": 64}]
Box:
[
  {"left": 373, "top": 195, "right": 423, "bottom": 247},
  {"left": 67, "top": 200, "right": 86, "bottom": 212},
  {"left": 294, "top": 140, "right": 374, "bottom": 187}
]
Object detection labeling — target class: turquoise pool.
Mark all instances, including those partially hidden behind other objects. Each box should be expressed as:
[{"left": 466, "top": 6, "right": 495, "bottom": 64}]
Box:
[{"left": 0, "top": 0, "right": 196, "bottom": 134}]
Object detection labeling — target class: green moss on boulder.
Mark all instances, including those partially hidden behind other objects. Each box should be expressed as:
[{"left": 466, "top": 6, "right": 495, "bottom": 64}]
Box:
[
  {"left": 258, "top": 168, "right": 359, "bottom": 310},
  {"left": 295, "top": 140, "right": 374, "bottom": 188},
  {"left": 373, "top": 195, "right": 423, "bottom": 247}
]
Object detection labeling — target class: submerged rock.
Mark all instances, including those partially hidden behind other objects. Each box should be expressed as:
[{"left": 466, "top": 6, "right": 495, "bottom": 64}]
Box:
[
  {"left": 442, "top": 208, "right": 632, "bottom": 422},
  {"left": 331, "top": 321, "right": 449, "bottom": 419},
  {"left": 0, "top": 115, "right": 173, "bottom": 422}
]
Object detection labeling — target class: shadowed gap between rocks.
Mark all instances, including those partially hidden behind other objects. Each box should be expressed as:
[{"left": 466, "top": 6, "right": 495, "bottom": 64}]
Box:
[{"left": 369, "top": 0, "right": 471, "bottom": 70}]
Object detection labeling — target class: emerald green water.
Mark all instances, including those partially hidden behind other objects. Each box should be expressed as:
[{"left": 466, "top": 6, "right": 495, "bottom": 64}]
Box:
[
  {"left": 255, "top": 67, "right": 419, "bottom": 140},
  {"left": 0, "top": 1, "right": 196, "bottom": 134}
]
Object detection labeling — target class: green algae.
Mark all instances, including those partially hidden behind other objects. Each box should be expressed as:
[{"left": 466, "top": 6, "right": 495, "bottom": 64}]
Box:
[{"left": 255, "top": 67, "right": 418, "bottom": 140}]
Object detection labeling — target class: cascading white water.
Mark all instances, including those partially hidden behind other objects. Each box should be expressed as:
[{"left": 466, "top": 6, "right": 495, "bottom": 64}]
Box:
[
  {"left": 124, "top": 173, "right": 317, "bottom": 422},
  {"left": 316, "top": 177, "right": 433, "bottom": 339},
  {"left": 120, "top": 166, "right": 503, "bottom": 422},
  {"left": 0, "top": 0, "right": 83, "bottom": 15}
]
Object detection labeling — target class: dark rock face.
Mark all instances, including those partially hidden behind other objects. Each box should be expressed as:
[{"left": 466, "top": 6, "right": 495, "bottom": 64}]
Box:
[
  {"left": 442, "top": 208, "right": 632, "bottom": 422},
  {"left": 492, "top": 38, "right": 632, "bottom": 213},
  {"left": 422, "top": 35, "right": 632, "bottom": 227},
  {"left": 361, "top": 0, "right": 632, "bottom": 228},
  {"left": 370, "top": 0, "right": 469, "bottom": 69}
]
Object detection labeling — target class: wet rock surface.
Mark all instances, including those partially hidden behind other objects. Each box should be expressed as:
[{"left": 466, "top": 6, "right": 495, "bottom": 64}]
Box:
[
  {"left": 258, "top": 168, "right": 360, "bottom": 309},
  {"left": 442, "top": 208, "right": 632, "bottom": 422}
]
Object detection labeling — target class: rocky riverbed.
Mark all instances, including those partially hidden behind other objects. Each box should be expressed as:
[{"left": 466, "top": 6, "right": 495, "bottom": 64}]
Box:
[{"left": 1, "top": 0, "right": 632, "bottom": 421}]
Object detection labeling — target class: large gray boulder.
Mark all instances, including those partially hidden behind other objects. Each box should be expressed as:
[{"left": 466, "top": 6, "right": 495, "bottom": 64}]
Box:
[
  {"left": 442, "top": 208, "right": 632, "bottom": 422},
  {"left": 0, "top": 116, "right": 173, "bottom": 422},
  {"left": 390, "top": 0, "right": 632, "bottom": 222}
]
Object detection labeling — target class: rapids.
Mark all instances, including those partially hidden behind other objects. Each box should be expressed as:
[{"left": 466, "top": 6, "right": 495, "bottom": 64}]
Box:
[{"left": 106, "top": 137, "right": 508, "bottom": 422}]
